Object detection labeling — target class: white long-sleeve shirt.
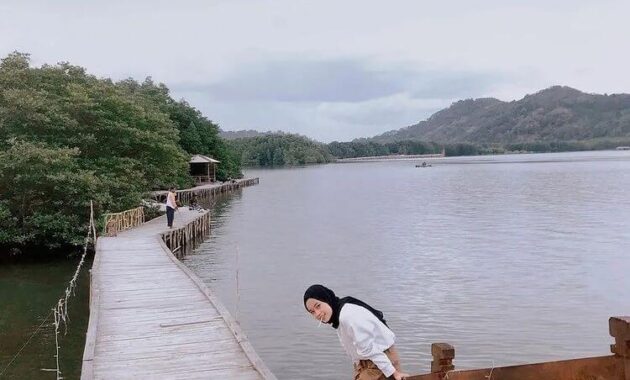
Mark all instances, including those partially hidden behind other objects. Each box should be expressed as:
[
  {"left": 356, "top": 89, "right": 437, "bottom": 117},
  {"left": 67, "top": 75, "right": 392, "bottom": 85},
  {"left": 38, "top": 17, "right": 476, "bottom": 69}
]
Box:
[
  {"left": 166, "top": 191, "right": 177, "bottom": 209},
  {"left": 337, "top": 303, "right": 396, "bottom": 377}
]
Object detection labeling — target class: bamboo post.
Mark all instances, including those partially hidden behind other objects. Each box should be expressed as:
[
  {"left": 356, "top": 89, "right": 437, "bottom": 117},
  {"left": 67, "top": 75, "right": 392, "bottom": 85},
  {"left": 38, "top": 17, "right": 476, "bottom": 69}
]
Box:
[
  {"left": 610, "top": 316, "right": 630, "bottom": 380},
  {"left": 157, "top": 181, "right": 253, "bottom": 258},
  {"left": 431, "top": 343, "right": 455, "bottom": 378}
]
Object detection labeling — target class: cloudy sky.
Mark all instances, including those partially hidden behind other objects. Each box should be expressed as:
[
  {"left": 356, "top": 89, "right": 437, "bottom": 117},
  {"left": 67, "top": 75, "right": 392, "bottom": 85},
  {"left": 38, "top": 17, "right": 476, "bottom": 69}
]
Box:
[{"left": 1, "top": 0, "right": 629, "bottom": 142}]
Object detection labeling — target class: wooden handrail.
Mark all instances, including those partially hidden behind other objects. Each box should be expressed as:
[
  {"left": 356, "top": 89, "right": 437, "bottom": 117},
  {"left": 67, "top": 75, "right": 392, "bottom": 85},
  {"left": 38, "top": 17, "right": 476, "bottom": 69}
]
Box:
[
  {"left": 102, "top": 206, "right": 144, "bottom": 236},
  {"left": 159, "top": 211, "right": 210, "bottom": 259},
  {"left": 408, "top": 316, "right": 630, "bottom": 380}
]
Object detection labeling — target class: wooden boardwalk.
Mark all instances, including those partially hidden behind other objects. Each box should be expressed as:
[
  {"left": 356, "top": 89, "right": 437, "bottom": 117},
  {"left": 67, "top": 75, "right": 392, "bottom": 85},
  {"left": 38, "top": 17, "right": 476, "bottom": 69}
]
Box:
[
  {"left": 82, "top": 208, "right": 276, "bottom": 379},
  {"left": 151, "top": 178, "right": 260, "bottom": 207}
]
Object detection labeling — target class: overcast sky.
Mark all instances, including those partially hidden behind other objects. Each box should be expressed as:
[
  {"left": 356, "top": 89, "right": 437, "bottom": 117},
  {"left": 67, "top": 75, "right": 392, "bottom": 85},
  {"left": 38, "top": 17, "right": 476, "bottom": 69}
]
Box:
[{"left": 2, "top": 0, "right": 629, "bottom": 142}]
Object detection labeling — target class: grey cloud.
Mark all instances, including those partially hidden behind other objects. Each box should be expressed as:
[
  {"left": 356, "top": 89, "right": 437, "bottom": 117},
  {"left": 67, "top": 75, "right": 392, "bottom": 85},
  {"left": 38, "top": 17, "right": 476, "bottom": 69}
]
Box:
[
  {"left": 405, "top": 71, "right": 507, "bottom": 99},
  {"left": 175, "top": 59, "right": 402, "bottom": 102},
  {"left": 172, "top": 58, "right": 508, "bottom": 104},
  {"left": 171, "top": 58, "right": 513, "bottom": 142},
  {"left": 319, "top": 97, "right": 451, "bottom": 128}
]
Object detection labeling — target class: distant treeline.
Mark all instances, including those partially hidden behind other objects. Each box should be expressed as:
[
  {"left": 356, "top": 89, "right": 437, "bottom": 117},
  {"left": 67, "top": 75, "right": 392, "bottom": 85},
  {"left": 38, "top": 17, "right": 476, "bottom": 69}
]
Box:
[
  {"left": 0, "top": 52, "right": 241, "bottom": 252},
  {"left": 327, "top": 140, "right": 487, "bottom": 158},
  {"left": 329, "top": 138, "right": 630, "bottom": 158},
  {"left": 503, "top": 138, "right": 630, "bottom": 153},
  {"left": 228, "top": 133, "right": 333, "bottom": 166},
  {"left": 328, "top": 140, "right": 441, "bottom": 158},
  {"left": 231, "top": 134, "right": 630, "bottom": 167},
  {"left": 229, "top": 135, "right": 504, "bottom": 166}
]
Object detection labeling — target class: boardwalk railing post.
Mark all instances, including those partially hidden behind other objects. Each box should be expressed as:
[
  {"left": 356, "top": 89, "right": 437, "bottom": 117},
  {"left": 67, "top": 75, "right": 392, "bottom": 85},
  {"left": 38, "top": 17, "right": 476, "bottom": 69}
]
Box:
[
  {"left": 431, "top": 343, "right": 455, "bottom": 378},
  {"left": 610, "top": 316, "right": 630, "bottom": 380}
]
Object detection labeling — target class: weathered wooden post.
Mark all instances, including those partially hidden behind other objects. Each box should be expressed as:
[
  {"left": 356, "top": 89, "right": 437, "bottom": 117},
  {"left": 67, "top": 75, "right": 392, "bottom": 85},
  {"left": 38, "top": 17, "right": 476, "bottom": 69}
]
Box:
[
  {"left": 431, "top": 343, "right": 455, "bottom": 378},
  {"left": 610, "top": 316, "right": 630, "bottom": 380}
]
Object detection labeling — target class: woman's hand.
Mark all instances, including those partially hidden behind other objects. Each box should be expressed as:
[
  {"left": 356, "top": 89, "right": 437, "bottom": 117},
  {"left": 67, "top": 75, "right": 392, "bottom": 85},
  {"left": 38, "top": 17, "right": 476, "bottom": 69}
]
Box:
[{"left": 392, "top": 370, "right": 410, "bottom": 380}]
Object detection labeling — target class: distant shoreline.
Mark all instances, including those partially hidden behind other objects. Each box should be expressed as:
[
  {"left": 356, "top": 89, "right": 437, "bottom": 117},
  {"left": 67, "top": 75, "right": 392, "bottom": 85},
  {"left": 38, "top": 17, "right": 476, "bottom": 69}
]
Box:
[
  {"left": 332, "top": 148, "right": 630, "bottom": 164},
  {"left": 336, "top": 153, "right": 444, "bottom": 163}
]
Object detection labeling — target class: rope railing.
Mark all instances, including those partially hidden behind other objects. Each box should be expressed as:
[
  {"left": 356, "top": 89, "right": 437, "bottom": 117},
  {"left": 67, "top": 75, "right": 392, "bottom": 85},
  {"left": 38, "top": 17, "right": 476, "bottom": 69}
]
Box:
[
  {"left": 51, "top": 201, "right": 96, "bottom": 380},
  {"left": 0, "top": 201, "right": 97, "bottom": 380},
  {"left": 102, "top": 206, "right": 144, "bottom": 236}
]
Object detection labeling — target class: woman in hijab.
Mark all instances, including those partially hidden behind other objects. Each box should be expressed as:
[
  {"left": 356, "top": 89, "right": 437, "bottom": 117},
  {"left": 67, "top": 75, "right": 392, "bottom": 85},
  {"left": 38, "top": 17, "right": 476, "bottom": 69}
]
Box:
[{"left": 303, "top": 284, "right": 409, "bottom": 380}]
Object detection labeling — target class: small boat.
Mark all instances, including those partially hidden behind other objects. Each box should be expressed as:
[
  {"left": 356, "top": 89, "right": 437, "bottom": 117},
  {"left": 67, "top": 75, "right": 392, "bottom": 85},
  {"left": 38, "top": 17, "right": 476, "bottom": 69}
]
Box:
[
  {"left": 415, "top": 162, "right": 432, "bottom": 168},
  {"left": 616, "top": 146, "right": 630, "bottom": 150}
]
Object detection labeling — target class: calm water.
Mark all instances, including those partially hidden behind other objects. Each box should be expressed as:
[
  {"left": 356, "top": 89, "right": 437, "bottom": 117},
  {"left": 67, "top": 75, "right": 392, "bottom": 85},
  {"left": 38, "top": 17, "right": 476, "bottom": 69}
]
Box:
[
  {"left": 184, "top": 150, "right": 630, "bottom": 379},
  {"left": 0, "top": 257, "right": 90, "bottom": 379}
]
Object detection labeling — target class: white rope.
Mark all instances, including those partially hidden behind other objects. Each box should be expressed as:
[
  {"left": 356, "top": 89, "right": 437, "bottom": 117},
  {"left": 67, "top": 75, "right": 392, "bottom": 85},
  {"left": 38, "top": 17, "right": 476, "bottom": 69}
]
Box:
[
  {"left": 0, "top": 202, "right": 96, "bottom": 379},
  {"left": 485, "top": 360, "right": 495, "bottom": 379},
  {"left": 0, "top": 310, "right": 53, "bottom": 377},
  {"left": 0, "top": 201, "right": 96, "bottom": 380},
  {"left": 444, "top": 359, "right": 495, "bottom": 379},
  {"left": 51, "top": 201, "right": 96, "bottom": 380},
  {"left": 235, "top": 243, "right": 240, "bottom": 323},
  {"left": 52, "top": 310, "right": 62, "bottom": 380}
]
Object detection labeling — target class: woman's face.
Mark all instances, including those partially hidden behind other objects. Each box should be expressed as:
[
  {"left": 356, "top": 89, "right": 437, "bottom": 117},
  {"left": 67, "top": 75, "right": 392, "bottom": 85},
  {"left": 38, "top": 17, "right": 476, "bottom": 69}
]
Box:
[{"left": 305, "top": 298, "right": 332, "bottom": 323}]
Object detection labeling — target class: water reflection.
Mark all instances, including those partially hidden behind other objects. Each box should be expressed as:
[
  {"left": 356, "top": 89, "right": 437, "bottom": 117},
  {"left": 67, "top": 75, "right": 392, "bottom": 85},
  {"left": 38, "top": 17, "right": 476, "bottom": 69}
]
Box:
[{"left": 184, "top": 151, "right": 630, "bottom": 379}]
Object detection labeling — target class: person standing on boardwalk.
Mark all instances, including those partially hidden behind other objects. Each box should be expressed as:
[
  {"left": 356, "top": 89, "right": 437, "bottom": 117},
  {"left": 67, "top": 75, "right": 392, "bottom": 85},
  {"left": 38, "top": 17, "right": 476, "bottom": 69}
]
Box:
[
  {"left": 166, "top": 187, "right": 178, "bottom": 228},
  {"left": 303, "top": 284, "right": 410, "bottom": 380}
]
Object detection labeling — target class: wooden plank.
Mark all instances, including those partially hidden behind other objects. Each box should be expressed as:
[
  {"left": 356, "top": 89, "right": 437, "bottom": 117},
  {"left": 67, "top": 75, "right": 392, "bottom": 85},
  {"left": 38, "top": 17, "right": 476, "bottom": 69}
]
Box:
[
  {"left": 94, "top": 364, "right": 262, "bottom": 380},
  {"left": 96, "top": 336, "right": 241, "bottom": 354}
]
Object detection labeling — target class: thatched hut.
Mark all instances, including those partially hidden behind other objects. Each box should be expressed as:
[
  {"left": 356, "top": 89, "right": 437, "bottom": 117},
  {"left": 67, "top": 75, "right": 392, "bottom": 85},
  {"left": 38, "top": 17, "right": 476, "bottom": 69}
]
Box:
[{"left": 189, "top": 154, "right": 220, "bottom": 183}]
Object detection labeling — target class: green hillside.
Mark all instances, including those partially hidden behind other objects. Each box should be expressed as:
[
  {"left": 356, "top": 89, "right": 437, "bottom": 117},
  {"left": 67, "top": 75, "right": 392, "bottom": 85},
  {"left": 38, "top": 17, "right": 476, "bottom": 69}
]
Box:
[{"left": 372, "top": 86, "right": 630, "bottom": 148}]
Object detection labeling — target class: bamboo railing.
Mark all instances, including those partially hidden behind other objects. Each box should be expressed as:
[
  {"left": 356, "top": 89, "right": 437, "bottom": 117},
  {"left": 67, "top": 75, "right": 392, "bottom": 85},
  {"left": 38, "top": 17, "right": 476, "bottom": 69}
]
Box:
[
  {"left": 408, "top": 316, "right": 630, "bottom": 380},
  {"left": 102, "top": 207, "right": 144, "bottom": 236},
  {"left": 177, "top": 178, "right": 259, "bottom": 206},
  {"left": 151, "top": 178, "right": 260, "bottom": 205},
  {"left": 160, "top": 211, "right": 211, "bottom": 259}
]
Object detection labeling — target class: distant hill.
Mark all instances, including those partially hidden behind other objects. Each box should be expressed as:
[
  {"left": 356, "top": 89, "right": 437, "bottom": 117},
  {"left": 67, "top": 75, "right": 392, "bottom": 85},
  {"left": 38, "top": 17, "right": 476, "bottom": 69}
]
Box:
[{"left": 372, "top": 86, "right": 630, "bottom": 145}]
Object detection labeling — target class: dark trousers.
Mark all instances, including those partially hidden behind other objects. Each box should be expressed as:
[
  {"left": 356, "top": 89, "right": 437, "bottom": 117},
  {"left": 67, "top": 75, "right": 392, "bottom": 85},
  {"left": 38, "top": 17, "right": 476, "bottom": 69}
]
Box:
[{"left": 166, "top": 206, "right": 175, "bottom": 227}]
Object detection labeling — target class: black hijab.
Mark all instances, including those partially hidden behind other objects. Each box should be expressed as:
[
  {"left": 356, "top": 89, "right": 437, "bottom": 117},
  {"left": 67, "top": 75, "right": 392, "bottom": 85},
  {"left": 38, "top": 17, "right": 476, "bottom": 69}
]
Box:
[{"left": 303, "top": 284, "right": 387, "bottom": 329}]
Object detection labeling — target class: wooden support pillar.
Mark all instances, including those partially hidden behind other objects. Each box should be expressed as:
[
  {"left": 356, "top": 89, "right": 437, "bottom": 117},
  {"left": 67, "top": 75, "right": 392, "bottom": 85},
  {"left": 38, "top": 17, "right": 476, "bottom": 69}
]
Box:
[
  {"left": 610, "top": 316, "right": 630, "bottom": 380},
  {"left": 431, "top": 343, "right": 454, "bottom": 378}
]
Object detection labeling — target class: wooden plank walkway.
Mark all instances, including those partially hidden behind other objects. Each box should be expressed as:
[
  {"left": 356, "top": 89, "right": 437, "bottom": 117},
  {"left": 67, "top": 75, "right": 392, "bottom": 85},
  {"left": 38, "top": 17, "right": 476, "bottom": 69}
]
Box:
[{"left": 82, "top": 208, "right": 276, "bottom": 380}]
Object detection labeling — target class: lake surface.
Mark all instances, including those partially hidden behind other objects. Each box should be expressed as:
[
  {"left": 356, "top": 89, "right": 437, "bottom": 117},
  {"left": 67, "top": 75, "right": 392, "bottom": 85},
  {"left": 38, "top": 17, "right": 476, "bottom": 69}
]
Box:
[{"left": 186, "top": 150, "right": 630, "bottom": 379}]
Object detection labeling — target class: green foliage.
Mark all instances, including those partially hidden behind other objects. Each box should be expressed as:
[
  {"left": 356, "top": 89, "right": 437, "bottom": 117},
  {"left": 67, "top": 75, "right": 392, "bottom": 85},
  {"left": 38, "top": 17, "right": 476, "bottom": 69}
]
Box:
[
  {"left": 327, "top": 140, "right": 443, "bottom": 158},
  {"left": 505, "top": 138, "right": 630, "bottom": 153},
  {"left": 443, "top": 143, "right": 480, "bottom": 156},
  {"left": 229, "top": 133, "right": 334, "bottom": 167},
  {"left": 325, "top": 137, "right": 630, "bottom": 160},
  {"left": 167, "top": 101, "right": 241, "bottom": 181},
  {"left": 0, "top": 141, "right": 101, "bottom": 247},
  {"left": 0, "top": 52, "right": 241, "bottom": 250}
]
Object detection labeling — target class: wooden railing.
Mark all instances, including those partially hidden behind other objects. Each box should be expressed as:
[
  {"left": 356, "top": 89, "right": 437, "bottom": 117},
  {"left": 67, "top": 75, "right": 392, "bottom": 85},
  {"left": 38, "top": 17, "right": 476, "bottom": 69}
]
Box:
[
  {"left": 192, "top": 175, "right": 214, "bottom": 184},
  {"left": 160, "top": 211, "right": 210, "bottom": 259},
  {"left": 102, "top": 207, "right": 144, "bottom": 236},
  {"left": 408, "top": 316, "right": 630, "bottom": 380},
  {"left": 179, "top": 178, "right": 259, "bottom": 206},
  {"left": 151, "top": 178, "right": 260, "bottom": 206}
]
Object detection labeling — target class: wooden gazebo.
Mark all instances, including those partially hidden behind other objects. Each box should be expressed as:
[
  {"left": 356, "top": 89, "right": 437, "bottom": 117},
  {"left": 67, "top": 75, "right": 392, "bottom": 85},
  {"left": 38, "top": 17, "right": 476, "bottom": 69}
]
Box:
[{"left": 189, "top": 154, "right": 220, "bottom": 183}]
